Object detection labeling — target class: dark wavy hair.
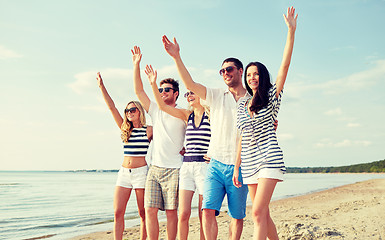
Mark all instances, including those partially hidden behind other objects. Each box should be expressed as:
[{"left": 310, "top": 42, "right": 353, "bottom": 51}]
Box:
[
  {"left": 244, "top": 62, "right": 272, "bottom": 114},
  {"left": 160, "top": 78, "right": 180, "bottom": 100}
]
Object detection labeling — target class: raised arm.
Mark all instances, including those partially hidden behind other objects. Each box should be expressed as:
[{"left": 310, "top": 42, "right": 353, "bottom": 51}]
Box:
[
  {"left": 162, "top": 35, "right": 207, "bottom": 100},
  {"left": 145, "top": 64, "right": 190, "bottom": 122},
  {"left": 131, "top": 46, "right": 151, "bottom": 112},
  {"left": 97, "top": 72, "right": 123, "bottom": 128},
  {"left": 276, "top": 6, "right": 298, "bottom": 97}
]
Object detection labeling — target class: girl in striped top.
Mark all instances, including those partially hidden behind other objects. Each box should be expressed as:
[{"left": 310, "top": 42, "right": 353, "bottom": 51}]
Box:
[
  {"left": 97, "top": 72, "right": 152, "bottom": 240},
  {"left": 232, "top": 7, "right": 298, "bottom": 240},
  {"left": 145, "top": 65, "right": 210, "bottom": 240}
]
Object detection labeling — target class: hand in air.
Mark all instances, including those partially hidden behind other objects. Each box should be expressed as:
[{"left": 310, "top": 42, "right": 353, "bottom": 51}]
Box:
[
  {"left": 162, "top": 35, "right": 180, "bottom": 58},
  {"left": 131, "top": 46, "right": 142, "bottom": 65},
  {"left": 284, "top": 6, "right": 298, "bottom": 31},
  {"left": 145, "top": 65, "right": 157, "bottom": 85},
  {"left": 96, "top": 72, "right": 103, "bottom": 86}
]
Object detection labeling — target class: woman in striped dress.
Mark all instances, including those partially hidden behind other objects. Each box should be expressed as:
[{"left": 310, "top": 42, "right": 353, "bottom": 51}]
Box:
[
  {"left": 232, "top": 7, "right": 298, "bottom": 240},
  {"left": 97, "top": 72, "right": 153, "bottom": 240},
  {"left": 144, "top": 65, "right": 210, "bottom": 240}
]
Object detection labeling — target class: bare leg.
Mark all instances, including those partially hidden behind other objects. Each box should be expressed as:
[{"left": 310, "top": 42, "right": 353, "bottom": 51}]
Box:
[
  {"left": 248, "top": 184, "right": 279, "bottom": 240},
  {"left": 145, "top": 207, "right": 159, "bottom": 240},
  {"left": 165, "top": 209, "right": 178, "bottom": 240},
  {"left": 178, "top": 190, "right": 194, "bottom": 240},
  {"left": 228, "top": 218, "right": 244, "bottom": 240},
  {"left": 135, "top": 189, "right": 147, "bottom": 240},
  {"left": 202, "top": 209, "right": 217, "bottom": 240},
  {"left": 113, "top": 186, "right": 132, "bottom": 240},
  {"left": 249, "top": 179, "right": 278, "bottom": 240},
  {"left": 198, "top": 195, "right": 205, "bottom": 240}
]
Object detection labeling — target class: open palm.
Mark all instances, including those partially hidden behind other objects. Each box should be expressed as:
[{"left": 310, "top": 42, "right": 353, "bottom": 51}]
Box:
[
  {"left": 284, "top": 6, "right": 298, "bottom": 30},
  {"left": 131, "top": 46, "right": 142, "bottom": 65}
]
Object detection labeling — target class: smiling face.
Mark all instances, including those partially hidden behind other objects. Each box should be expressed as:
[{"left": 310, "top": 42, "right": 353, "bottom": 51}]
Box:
[
  {"left": 185, "top": 91, "right": 200, "bottom": 107},
  {"left": 246, "top": 65, "right": 259, "bottom": 93},
  {"left": 125, "top": 102, "right": 140, "bottom": 123},
  {"left": 220, "top": 62, "right": 243, "bottom": 88},
  {"left": 160, "top": 83, "right": 178, "bottom": 105}
]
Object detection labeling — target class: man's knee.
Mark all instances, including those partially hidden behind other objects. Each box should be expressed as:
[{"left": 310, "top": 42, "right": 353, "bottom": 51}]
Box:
[
  {"left": 166, "top": 209, "right": 178, "bottom": 219},
  {"left": 202, "top": 209, "right": 216, "bottom": 220},
  {"left": 146, "top": 207, "right": 158, "bottom": 218}
]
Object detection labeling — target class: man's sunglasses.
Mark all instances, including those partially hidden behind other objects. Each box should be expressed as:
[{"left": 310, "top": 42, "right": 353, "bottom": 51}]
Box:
[
  {"left": 184, "top": 91, "right": 194, "bottom": 98},
  {"left": 219, "top": 66, "right": 236, "bottom": 76},
  {"left": 158, "top": 87, "right": 175, "bottom": 93},
  {"left": 124, "top": 107, "right": 137, "bottom": 114}
]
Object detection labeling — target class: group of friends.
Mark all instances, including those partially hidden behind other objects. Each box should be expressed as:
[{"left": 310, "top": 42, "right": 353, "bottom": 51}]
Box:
[{"left": 97, "top": 7, "right": 298, "bottom": 240}]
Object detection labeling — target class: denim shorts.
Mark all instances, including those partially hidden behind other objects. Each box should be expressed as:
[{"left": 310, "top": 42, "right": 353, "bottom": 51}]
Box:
[{"left": 202, "top": 159, "right": 248, "bottom": 219}]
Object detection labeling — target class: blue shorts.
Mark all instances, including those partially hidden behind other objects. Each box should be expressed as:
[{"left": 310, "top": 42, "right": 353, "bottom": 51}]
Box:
[{"left": 202, "top": 159, "right": 248, "bottom": 219}]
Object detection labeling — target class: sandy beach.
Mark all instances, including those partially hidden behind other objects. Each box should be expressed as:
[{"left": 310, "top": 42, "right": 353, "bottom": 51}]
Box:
[{"left": 71, "top": 178, "right": 385, "bottom": 239}]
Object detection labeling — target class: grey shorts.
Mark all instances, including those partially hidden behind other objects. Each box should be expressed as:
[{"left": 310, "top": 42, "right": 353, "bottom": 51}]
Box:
[{"left": 144, "top": 165, "right": 180, "bottom": 211}]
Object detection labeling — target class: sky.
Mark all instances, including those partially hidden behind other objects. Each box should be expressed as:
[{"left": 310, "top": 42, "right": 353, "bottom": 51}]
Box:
[{"left": 1, "top": 0, "right": 384, "bottom": 171}]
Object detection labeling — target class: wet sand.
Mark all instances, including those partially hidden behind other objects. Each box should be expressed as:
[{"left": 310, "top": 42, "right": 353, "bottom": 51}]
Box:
[{"left": 70, "top": 178, "right": 385, "bottom": 239}]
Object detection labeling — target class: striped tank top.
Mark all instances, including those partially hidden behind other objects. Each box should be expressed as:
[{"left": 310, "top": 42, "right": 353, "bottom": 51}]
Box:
[
  {"left": 123, "top": 127, "right": 150, "bottom": 157},
  {"left": 184, "top": 112, "right": 211, "bottom": 162}
]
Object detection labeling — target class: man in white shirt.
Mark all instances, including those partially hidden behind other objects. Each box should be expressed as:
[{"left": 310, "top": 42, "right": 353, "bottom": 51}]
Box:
[
  {"left": 161, "top": 36, "right": 250, "bottom": 240},
  {"left": 132, "top": 46, "right": 186, "bottom": 240}
]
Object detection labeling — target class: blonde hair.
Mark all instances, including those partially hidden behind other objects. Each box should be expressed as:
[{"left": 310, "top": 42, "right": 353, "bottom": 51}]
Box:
[
  {"left": 187, "top": 104, "right": 210, "bottom": 122},
  {"left": 121, "top": 101, "right": 146, "bottom": 142}
]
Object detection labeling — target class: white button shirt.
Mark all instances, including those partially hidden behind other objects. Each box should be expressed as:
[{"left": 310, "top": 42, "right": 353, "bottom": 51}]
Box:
[{"left": 205, "top": 88, "right": 251, "bottom": 165}]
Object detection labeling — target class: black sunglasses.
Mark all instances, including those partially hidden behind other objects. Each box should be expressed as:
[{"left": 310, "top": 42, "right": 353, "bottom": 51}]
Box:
[
  {"left": 184, "top": 91, "right": 194, "bottom": 98},
  {"left": 219, "top": 66, "right": 236, "bottom": 76},
  {"left": 124, "top": 107, "right": 137, "bottom": 114},
  {"left": 158, "top": 87, "right": 175, "bottom": 93}
]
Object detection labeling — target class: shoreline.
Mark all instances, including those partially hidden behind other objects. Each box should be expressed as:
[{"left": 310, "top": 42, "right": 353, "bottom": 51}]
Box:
[{"left": 70, "top": 178, "right": 385, "bottom": 239}]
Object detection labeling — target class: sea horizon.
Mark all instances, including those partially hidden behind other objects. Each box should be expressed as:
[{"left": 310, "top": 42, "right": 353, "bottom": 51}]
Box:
[{"left": 1, "top": 171, "right": 385, "bottom": 240}]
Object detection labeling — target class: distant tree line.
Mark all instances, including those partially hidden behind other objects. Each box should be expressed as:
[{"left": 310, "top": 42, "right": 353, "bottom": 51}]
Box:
[{"left": 287, "top": 159, "right": 385, "bottom": 173}]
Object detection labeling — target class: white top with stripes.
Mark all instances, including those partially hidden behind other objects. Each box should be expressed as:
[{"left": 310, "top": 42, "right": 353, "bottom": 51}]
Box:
[
  {"left": 184, "top": 112, "right": 211, "bottom": 162},
  {"left": 237, "top": 84, "right": 286, "bottom": 179}
]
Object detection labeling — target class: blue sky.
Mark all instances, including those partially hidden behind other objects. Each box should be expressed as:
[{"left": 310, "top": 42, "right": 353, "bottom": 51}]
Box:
[{"left": 1, "top": 0, "right": 384, "bottom": 171}]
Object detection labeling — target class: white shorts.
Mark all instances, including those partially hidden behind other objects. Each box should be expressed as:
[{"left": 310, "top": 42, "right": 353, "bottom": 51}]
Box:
[
  {"left": 179, "top": 161, "right": 208, "bottom": 195},
  {"left": 115, "top": 166, "right": 148, "bottom": 189},
  {"left": 243, "top": 168, "right": 284, "bottom": 185}
]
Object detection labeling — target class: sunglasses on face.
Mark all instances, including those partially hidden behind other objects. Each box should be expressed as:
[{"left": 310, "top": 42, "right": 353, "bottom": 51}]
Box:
[
  {"left": 184, "top": 91, "right": 194, "bottom": 98},
  {"left": 158, "top": 87, "right": 175, "bottom": 93},
  {"left": 124, "top": 107, "right": 137, "bottom": 114},
  {"left": 219, "top": 66, "right": 236, "bottom": 76}
]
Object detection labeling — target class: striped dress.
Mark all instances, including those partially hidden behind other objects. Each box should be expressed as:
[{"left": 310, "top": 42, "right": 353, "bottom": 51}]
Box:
[
  {"left": 236, "top": 84, "right": 286, "bottom": 180},
  {"left": 123, "top": 127, "right": 150, "bottom": 157},
  {"left": 183, "top": 112, "right": 211, "bottom": 162}
]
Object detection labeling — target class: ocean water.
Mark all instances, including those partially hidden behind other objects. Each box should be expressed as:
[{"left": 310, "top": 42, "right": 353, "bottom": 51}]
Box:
[{"left": 1, "top": 171, "right": 384, "bottom": 240}]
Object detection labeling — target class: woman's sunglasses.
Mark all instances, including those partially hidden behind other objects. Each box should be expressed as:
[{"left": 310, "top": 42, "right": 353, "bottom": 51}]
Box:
[
  {"left": 158, "top": 87, "right": 175, "bottom": 93},
  {"left": 219, "top": 66, "right": 236, "bottom": 76},
  {"left": 184, "top": 91, "right": 194, "bottom": 98},
  {"left": 124, "top": 107, "right": 137, "bottom": 114}
]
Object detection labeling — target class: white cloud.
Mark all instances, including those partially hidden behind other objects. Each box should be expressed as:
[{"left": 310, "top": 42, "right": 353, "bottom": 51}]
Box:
[
  {"left": 277, "top": 133, "right": 294, "bottom": 141},
  {"left": 67, "top": 105, "right": 105, "bottom": 112},
  {"left": 347, "top": 123, "right": 360, "bottom": 128},
  {"left": 324, "top": 108, "right": 342, "bottom": 116},
  {"left": 286, "top": 59, "right": 385, "bottom": 97},
  {"left": 314, "top": 138, "right": 371, "bottom": 148},
  {"left": 0, "top": 45, "right": 23, "bottom": 59},
  {"left": 68, "top": 68, "right": 131, "bottom": 94}
]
